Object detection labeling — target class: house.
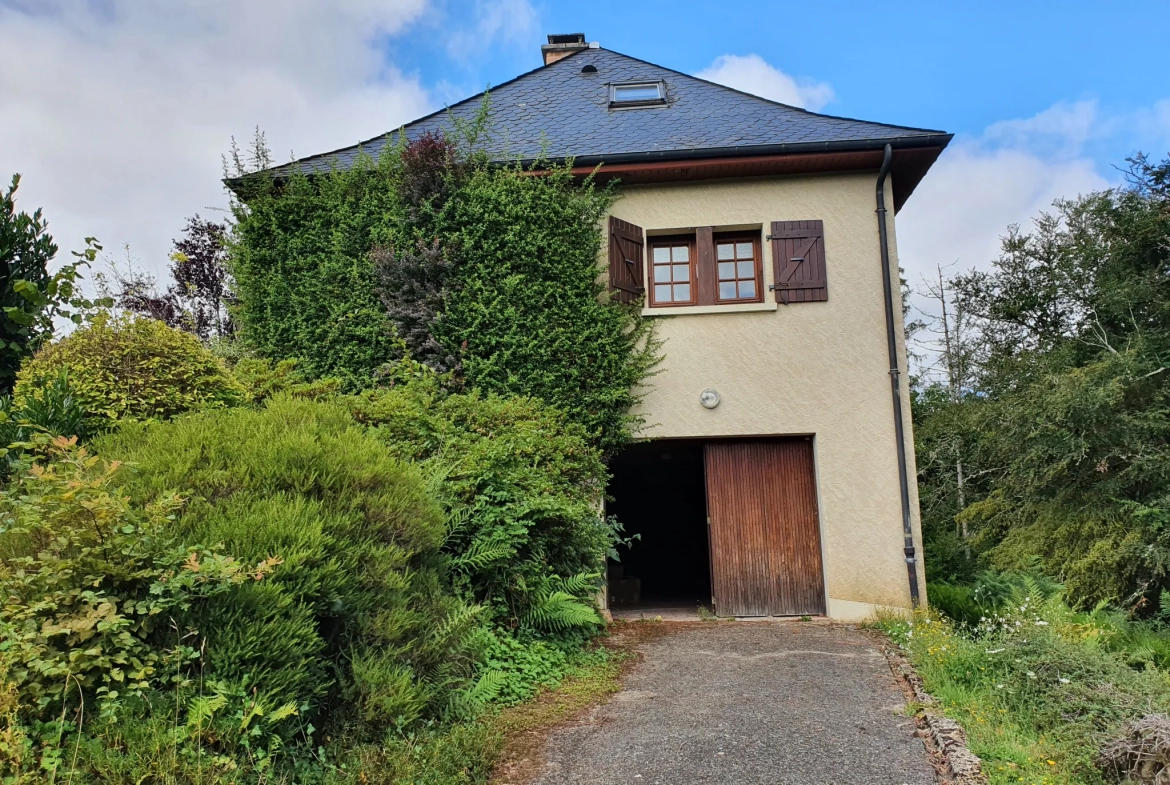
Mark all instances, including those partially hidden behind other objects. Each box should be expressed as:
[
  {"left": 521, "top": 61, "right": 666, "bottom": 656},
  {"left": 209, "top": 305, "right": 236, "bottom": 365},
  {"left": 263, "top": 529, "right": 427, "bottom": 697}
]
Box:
[{"left": 282, "top": 34, "right": 951, "bottom": 621}]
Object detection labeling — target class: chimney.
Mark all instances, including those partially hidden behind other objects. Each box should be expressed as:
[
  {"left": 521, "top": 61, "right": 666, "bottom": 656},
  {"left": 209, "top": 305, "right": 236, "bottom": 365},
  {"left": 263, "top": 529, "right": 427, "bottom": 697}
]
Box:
[{"left": 541, "top": 33, "right": 589, "bottom": 65}]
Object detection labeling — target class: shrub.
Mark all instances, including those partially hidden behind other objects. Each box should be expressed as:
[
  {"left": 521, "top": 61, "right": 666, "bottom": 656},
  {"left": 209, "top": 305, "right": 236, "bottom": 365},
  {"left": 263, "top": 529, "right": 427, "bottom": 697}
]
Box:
[
  {"left": 0, "top": 437, "right": 272, "bottom": 726},
  {"left": 0, "top": 368, "right": 88, "bottom": 475},
  {"left": 925, "top": 582, "right": 984, "bottom": 628},
  {"left": 94, "top": 395, "right": 480, "bottom": 734},
  {"left": 14, "top": 314, "right": 245, "bottom": 427},
  {"left": 228, "top": 356, "right": 340, "bottom": 402},
  {"left": 342, "top": 370, "right": 610, "bottom": 629}
]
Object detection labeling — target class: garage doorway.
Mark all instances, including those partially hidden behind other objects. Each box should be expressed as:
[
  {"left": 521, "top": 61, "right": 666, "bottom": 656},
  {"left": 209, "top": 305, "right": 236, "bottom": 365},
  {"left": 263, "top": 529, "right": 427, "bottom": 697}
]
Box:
[
  {"left": 606, "top": 440, "right": 711, "bottom": 613},
  {"left": 705, "top": 439, "right": 826, "bottom": 617},
  {"left": 607, "top": 437, "right": 826, "bottom": 618}
]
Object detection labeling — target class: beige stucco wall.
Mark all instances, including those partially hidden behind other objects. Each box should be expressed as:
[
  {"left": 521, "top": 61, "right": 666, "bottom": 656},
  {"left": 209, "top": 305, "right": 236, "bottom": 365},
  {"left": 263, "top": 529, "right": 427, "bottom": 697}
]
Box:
[{"left": 608, "top": 171, "right": 925, "bottom": 615}]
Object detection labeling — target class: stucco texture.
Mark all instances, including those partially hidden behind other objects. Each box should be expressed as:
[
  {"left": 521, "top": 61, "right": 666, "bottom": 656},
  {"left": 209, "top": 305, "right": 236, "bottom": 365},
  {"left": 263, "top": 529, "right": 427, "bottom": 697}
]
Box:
[{"left": 609, "top": 172, "right": 925, "bottom": 616}]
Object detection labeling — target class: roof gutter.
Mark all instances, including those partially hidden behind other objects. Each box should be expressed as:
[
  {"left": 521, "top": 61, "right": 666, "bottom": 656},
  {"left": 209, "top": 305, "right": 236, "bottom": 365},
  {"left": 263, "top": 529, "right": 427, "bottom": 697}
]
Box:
[
  {"left": 511, "top": 133, "right": 953, "bottom": 170},
  {"left": 875, "top": 143, "right": 921, "bottom": 609}
]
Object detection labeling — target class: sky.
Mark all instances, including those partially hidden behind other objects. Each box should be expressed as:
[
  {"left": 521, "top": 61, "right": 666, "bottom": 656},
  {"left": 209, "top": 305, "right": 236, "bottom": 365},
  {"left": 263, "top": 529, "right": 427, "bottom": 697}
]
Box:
[{"left": 3, "top": 0, "right": 1169, "bottom": 314}]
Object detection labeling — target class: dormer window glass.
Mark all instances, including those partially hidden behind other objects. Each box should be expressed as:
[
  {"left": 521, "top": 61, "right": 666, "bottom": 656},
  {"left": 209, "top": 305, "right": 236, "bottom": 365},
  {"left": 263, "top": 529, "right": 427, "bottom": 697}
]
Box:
[{"left": 610, "top": 82, "right": 666, "bottom": 108}]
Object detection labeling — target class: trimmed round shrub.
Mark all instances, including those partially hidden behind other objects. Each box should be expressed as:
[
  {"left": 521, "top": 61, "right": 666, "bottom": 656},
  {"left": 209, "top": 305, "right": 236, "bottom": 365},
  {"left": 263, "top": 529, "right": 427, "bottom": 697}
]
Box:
[
  {"left": 14, "top": 314, "right": 245, "bottom": 426},
  {"left": 94, "top": 395, "right": 478, "bottom": 732}
]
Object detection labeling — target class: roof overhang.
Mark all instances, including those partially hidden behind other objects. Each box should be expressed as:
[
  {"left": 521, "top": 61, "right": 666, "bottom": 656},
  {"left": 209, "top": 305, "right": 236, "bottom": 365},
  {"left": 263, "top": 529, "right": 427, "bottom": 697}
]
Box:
[
  {"left": 230, "top": 134, "right": 951, "bottom": 213},
  {"left": 543, "top": 134, "right": 952, "bottom": 212}
]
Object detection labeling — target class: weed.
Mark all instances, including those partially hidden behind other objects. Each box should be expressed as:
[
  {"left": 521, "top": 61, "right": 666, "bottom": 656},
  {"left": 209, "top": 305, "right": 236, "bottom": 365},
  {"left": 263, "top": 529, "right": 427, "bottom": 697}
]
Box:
[{"left": 877, "top": 586, "right": 1170, "bottom": 785}]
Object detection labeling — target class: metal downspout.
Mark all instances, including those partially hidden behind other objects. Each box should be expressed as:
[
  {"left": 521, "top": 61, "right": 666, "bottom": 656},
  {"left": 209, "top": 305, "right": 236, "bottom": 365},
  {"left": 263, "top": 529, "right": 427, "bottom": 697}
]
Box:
[{"left": 875, "top": 144, "right": 921, "bottom": 608}]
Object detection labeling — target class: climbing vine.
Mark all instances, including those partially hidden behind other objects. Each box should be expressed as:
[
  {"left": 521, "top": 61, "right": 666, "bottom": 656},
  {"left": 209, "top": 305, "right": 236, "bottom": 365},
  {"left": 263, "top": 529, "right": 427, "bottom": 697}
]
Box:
[{"left": 228, "top": 117, "right": 658, "bottom": 454}]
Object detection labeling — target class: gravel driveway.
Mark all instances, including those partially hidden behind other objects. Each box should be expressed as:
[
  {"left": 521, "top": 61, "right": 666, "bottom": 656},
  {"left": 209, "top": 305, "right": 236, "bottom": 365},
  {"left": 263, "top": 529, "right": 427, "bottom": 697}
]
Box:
[{"left": 525, "top": 622, "right": 936, "bottom": 785}]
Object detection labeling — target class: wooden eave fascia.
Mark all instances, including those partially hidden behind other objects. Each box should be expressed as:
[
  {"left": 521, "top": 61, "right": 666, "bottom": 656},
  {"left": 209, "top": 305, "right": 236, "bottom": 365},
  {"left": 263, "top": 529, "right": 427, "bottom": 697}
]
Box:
[{"left": 558, "top": 145, "right": 947, "bottom": 212}]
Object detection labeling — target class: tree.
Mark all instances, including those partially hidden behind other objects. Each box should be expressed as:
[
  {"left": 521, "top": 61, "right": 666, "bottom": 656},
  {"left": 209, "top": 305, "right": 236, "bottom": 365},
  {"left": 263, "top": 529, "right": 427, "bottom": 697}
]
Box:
[
  {"left": 913, "top": 154, "right": 1170, "bottom": 608},
  {"left": 0, "top": 174, "right": 105, "bottom": 394},
  {"left": 106, "top": 215, "right": 236, "bottom": 342},
  {"left": 911, "top": 264, "right": 987, "bottom": 576}
]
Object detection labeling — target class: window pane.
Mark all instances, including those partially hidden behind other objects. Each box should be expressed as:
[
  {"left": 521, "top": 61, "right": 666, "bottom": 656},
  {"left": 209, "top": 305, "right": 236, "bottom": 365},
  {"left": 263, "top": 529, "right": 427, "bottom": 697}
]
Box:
[
  {"left": 614, "top": 84, "right": 661, "bottom": 102},
  {"left": 718, "top": 261, "right": 735, "bottom": 279},
  {"left": 653, "top": 247, "right": 670, "bottom": 263},
  {"left": 717, "top": 243, "right": 734, "bottom": 260},
  {"left": 673, "top": 264, "right": 690, "bottom": 282},
  {"left": 671, "top": 245, "right": 689, "bottom": 262},
  {"left": 737, "top": 260, "right": 754, "bottom": 279},
  {"left": 739, "top": 280, "right": 756, "bottom": 299},
  {"left": 654, "top": 265, "right": 671, "bottom": 283},
  {"left": 736, "top": 242, "right": 753, "bottom": 259},
  {"left": 719, "top": 281, "right": 737, "bottom": 299},
  {"left": 655, "top": 284, "right": 672, "bottom": 302},
  {"left": 673, "top": 283, "right": 690, "bottom": 301}
]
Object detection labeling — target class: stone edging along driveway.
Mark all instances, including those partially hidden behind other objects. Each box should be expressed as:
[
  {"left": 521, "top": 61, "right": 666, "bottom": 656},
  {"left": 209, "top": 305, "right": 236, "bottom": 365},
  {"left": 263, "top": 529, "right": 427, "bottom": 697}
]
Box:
[{"left": 877, "top": 639, "right": 988, "bottom": 785}]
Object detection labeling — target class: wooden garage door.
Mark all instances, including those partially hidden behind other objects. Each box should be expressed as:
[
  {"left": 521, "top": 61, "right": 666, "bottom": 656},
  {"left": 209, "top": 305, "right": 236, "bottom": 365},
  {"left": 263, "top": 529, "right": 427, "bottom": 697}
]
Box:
[{"left": 704, "top": 439, "right": 826, "bottom": 616}]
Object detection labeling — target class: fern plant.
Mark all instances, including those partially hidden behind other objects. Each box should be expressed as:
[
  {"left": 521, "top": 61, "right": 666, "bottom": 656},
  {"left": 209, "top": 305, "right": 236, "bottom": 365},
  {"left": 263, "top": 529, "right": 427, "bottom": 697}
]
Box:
[
  {"left": 520, "top": 573, "right": 602, "bottom": 633},
  {"left": 445, "top": 669, "right": 507, "bottom": 721}
]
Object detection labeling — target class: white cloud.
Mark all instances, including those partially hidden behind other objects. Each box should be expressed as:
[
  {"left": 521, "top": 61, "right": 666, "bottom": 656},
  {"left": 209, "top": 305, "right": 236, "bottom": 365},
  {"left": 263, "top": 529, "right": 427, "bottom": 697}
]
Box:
[
  {"left": 982, "top": 100, "right": 1100, "bottom": 157},
  {"left": 897, "top": 95, "right": 1170, "bottom": 306},
  {"left": 695, "top": 54, "right": 834, "bottom": 111},
  {"left": 442, "top": 0, "right": 539, "bottom": 62},
  {"left": 0, "top": 0, "right": 441, "bottom": 279},
  {"left": 896, "top": 103, "right": 1114, "bottom": 311}
]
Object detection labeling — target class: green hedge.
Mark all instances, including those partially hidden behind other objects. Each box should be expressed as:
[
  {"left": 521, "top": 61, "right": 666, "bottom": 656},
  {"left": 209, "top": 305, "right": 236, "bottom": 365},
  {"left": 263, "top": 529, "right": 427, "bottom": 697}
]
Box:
[{"left": 228, "top": 126, "right": 657, "bottom": 456}]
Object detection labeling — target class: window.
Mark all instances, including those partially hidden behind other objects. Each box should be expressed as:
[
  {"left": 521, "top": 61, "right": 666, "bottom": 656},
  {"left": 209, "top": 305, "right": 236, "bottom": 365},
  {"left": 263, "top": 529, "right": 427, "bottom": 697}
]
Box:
[
  {"left": 649, "top": 237, "right": 695, "bottom": 306},
  {"left": 610, "top": 82, "right": 666, "bottom": 108},
  {"left": 715, "top": 235, "right": 762, "bottom": 302}
]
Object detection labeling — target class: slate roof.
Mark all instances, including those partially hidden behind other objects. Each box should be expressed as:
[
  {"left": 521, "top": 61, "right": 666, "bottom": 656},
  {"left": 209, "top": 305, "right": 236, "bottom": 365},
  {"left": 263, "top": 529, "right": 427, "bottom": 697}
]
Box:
[{"left": 266, "top": 46, "right": 950, "bottom": 178}]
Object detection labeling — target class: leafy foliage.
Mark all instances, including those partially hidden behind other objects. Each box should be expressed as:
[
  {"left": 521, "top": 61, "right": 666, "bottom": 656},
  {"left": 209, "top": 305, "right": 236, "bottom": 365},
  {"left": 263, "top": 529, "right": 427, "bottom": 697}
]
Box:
[
  {"left": 520, "top": 574, "right": 603, "bottom": 633},
  {"left": 0, "top": 438, "right": 273, "bottom": 724},
  {"left": 228, "top": 120, "right": 658, "bottom": 455},
  {"left": 341, "top": 365, "right": 612, "bottom": 629},
  {"left": 373, "top": 236, "right": 460, "bottom": 373},
  {"left": 0, "top": 174, "right": 109, "bottom": 395},
  {"left": 880, "top": 587, "right": 1170, "bottom": 784},
  {"left": 227, "top": 142, "right": 405, "bottom": 390},
  {"left": 14, "top": 314, "right": 246, "bottom": 428},
  {"left": 0, "top": 368, "right": 88, "bottom": 469},
  {"left": 94, "top": 395, "right": 478, "bottom": 734},
  {"left": 914, "top": 155, "right": 1170, "bottom": 609},
  {"left": 105, "top": 215, "right": 236, "bottom": 342}
]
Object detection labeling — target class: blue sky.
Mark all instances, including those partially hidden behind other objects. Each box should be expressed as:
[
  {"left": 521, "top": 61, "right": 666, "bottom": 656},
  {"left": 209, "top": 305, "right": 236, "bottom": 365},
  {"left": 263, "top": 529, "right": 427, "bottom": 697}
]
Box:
[
  {"left": 390, "top": 0, "right": 1170, "bottom": 164},
  {"left": 2, "top": 0, "right": 1168, "bottom": 310}
]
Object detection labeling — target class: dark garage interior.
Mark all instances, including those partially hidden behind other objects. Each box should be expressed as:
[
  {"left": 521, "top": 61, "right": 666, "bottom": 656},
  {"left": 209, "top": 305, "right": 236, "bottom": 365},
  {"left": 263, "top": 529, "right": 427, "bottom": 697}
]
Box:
[{"left": 606, "top": 439, "right": 711, "bottom": 610}]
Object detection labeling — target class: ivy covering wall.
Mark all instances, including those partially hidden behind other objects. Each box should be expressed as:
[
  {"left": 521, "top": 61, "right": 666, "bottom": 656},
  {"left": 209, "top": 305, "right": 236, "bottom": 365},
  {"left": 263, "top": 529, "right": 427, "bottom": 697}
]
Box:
[{"left": 228, "top": 122, "right": 657, "bottom": 455}]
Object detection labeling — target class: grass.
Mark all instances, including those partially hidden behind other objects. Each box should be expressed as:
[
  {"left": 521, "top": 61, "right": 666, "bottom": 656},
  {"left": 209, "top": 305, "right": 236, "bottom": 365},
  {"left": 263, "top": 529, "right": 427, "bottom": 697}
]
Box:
[{"left": 875, "top": 585, "right": 1170, "bottom": 785}]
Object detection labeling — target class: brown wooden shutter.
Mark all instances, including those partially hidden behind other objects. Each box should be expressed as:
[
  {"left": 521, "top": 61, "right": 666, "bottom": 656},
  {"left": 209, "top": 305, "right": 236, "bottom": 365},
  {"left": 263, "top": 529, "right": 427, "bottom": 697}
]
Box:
[
  {"left": 608, "top": 217, "right": 645, "bottom": 303},
  {"left": 695, "top": 226, "right": 716, "bottom": 305},
  {"left": 768, "top": 220, "right": 827, "bottom": 304}
]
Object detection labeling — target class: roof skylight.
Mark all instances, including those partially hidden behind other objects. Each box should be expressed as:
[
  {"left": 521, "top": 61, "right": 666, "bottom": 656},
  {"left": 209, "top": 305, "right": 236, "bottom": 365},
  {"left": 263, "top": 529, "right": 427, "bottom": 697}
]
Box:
[{"left": 610, "top": 82, "right": 666, "bottom": 108}]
